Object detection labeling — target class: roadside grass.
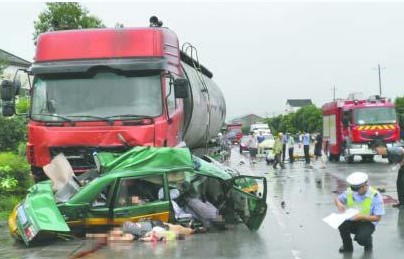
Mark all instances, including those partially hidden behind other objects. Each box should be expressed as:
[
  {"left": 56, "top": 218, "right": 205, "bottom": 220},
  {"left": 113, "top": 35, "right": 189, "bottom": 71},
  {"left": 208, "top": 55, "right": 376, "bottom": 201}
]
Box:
[{"left": 0, "top": 195, "right": 22, "bottom": 220}]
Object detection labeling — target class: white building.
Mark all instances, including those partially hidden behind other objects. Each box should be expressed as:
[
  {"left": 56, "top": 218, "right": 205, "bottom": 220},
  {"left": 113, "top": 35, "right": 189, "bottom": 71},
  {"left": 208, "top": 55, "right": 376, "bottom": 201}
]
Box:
[
  {"left": 284, "top": 99, "right": 313, "bottom": 114},
  {"left": 0, "top": 49, "right": 31, "bottom": 85}
]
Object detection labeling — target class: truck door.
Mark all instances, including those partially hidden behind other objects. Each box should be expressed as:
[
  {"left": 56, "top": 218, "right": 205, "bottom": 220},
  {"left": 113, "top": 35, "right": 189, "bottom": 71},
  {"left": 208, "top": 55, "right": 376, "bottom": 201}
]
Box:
[
  {"left": 229, "top": 176, "right": 267, "bottom": 231},
  {"left": 164, "top": 76, "right": 182, "bottom": 146}
]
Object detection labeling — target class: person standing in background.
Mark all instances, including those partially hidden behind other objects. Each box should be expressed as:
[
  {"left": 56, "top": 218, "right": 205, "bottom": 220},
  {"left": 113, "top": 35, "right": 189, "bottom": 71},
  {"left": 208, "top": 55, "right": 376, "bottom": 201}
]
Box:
[
  {"left": 282, "top": 132, "right": 288, "bottom": 163},
  {"left": 374, "top": 142, "right": 404, "bottom": 208},
  {"left": 321, "top": 136, "right": 329, "bottom": 168},
  {"left": 257, "top": 131, "right": 266, "bottom": 160},
  {"left": 247, "top": 132, "right": 258, "bottom": 164},
  {"left": 303, "top": 131, "right": 311, "bottom": 165},
  {"left": 273, "top": 133, "right": 285, "bottom": 169},
  {"left": 314, "top": 132, "right": 323, "bottom": 162},
  {"left": 287, "top": 133, "right": 295, "bottom": 164}
]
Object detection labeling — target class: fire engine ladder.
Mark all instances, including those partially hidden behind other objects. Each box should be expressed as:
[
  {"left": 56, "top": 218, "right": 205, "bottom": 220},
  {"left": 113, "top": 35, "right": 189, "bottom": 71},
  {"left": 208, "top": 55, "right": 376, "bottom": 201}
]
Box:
[{"left": 182, "top": 42, "right": 211, "bottom": 153}]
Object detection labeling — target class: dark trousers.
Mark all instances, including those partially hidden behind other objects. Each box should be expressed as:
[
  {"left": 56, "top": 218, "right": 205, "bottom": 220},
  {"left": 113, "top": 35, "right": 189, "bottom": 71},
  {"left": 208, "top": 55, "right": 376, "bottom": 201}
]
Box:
[
  {"left": 273, "top": 153, "right": 284, "bottom": 169},
  {"left": 303, "top": 145, "right": 310, "bottom": 164},
  {"left": 288, "top": 148, "right": 294, "bottom": 163},
  {"left": 397, "top": 166, "right": 404, "bottom": 205},
  {"left": 282, "top": 144, "right": 286, "bottom": 162},
  {"left": 338, "top": 220, "right": 375, "bottom": 249}
]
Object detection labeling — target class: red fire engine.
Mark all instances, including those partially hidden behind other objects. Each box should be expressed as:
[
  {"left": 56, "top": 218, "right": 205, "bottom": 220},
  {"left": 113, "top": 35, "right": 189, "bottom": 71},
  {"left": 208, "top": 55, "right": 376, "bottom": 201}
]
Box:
[{"left": 322, "top": 93, "right": 400, "bottom": 163}]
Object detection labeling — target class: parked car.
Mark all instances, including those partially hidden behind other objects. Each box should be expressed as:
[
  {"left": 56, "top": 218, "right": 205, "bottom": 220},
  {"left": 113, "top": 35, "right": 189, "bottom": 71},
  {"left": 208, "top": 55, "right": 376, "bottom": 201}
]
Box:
[
  {"left": 9, "top": 146, "right": 267, "bottom": 246},
  {"left": 239, "top": 135, "right": 250, "bottom": 153}
]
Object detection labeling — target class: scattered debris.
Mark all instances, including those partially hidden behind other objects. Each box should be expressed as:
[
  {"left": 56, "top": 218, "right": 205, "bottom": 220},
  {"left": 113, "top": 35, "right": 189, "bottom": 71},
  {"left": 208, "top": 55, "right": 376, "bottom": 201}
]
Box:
[
  {"left": 281, "top": 201, "right": 286, "bottom": 208},
  {"left": 376, "top": 186, "right": 386, "bottom": 193}
]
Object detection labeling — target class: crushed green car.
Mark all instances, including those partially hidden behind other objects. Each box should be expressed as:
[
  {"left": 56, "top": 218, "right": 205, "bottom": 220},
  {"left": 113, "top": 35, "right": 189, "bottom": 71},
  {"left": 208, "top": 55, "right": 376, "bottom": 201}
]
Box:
[{"left": 9, "top": 146, "right": 267, "bottom": 246}]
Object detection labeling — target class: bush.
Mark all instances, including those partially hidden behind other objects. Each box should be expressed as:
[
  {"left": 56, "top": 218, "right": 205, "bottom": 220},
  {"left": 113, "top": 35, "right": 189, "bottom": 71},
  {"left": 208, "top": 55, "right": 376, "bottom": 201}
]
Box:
[
  {"left": 16, "top": 97, "right": 30, "bottom": 114},
  {"left": 0, "top": 152, "right": 33, "bottom": 196},
  {"left": 0, "top": 195, "right": 21, "bottom": 220},
  {"left": 0, "top": 116, "right": 27, "bottom": 152}
]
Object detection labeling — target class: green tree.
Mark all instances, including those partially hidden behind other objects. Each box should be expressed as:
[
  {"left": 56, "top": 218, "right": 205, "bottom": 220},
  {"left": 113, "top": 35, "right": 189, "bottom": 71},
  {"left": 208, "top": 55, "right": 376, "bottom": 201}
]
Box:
[
  {"left": 294, "top": 105, "right": 322, "bottom": 133},
  {"left": 33, "top": 2, "right": 104, "bottom": 43},
  {"left": 395, "top": 96, "right": 404, "bottom": 137},
  {"left": 395, "top": 96, "right": 404, "bottom": 113}
]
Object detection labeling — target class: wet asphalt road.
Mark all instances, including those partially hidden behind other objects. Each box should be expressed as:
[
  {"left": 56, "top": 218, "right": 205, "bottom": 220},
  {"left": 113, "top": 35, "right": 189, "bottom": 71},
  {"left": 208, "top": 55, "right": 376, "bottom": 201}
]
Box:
[{"left": 1, "top": 146, "right": 404, "bottom": 259}]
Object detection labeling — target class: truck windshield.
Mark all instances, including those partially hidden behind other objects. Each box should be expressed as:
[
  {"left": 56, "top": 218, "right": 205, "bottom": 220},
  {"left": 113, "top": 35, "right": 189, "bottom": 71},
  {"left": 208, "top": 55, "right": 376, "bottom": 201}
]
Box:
[
  {"left": 31, "top": 72, "right": 162, "bottom": 122},
  {"left": 353, "top": 107, "right": 397, "bottom": 125}
]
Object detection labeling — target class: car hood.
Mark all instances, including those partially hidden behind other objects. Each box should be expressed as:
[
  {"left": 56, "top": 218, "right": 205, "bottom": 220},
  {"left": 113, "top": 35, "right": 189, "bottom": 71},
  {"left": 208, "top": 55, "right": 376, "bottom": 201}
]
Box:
[{"left": 259, "top": 139, "right": 275, "bottom": 148}]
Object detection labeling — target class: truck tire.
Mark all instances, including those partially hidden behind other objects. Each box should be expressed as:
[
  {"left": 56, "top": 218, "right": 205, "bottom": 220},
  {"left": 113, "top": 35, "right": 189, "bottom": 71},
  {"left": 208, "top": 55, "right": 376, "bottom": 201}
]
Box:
[
  {"left": 361, "top": 155, "right": 374, "bottom": 163},
  {"left": 329, "top": 154, "right": 340, "bottom": 162},
  {"left": 343, "top": 147, "right": 353, "bottom": 163},
  {"left": 345, "top": 156, "right": 354, "bottom": 163}
]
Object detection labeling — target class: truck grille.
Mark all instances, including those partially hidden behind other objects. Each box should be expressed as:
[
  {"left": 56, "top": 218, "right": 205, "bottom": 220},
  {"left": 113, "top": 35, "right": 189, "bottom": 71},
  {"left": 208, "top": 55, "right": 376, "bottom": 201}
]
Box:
[
  {"left": 49, "top": 146, "right": 129, "bottom": 172},
  {"left": 360, "top": 131, "right": 394, "bottom": 141}
]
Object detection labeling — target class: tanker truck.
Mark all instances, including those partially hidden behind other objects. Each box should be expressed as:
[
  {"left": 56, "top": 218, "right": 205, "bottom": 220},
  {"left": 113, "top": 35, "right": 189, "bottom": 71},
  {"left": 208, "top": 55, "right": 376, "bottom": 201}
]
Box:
[{"left": 1, "top": 17, "right": 226, "bottom": 179}]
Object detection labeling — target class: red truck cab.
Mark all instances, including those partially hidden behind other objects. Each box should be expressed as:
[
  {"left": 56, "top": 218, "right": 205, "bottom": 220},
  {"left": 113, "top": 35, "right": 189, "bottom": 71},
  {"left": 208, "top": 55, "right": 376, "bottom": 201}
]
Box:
[{"left": 1, "top": 18, "right": 226, "bottom": 179}]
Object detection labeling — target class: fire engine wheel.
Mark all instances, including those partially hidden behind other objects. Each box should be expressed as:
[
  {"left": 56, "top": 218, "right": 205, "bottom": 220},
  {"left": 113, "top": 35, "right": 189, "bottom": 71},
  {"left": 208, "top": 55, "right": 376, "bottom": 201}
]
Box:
[
  {"left": 361, "top": 155, "right": 374, "bottom": 163},
  {"left": 343, "top": 148, "right": 354, "bottom": 163},
  {"left": 345, "top": 156, "right": 354, "bottom": 163},
  {"left": 328, "top": 154, "right": 340, "bottom": 162}
]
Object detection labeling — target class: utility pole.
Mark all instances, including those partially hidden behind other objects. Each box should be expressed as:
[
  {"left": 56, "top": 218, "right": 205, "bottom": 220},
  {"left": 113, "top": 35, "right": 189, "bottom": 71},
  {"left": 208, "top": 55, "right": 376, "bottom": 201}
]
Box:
[
  {"left": 378, "top": 64, "right": 382, "bottom": 97},
  {"left": 373, "top": 64, "right": 385, "bottom": 97},
  {"left": 331, "top": 85, "right": 337, "bottom": 101}
]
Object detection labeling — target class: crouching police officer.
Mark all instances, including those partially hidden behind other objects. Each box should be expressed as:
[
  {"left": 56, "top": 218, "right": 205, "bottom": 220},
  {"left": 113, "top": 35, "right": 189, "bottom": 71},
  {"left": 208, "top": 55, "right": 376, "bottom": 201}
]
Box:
[{"left": 334, "top": 172, "right": 385, "bottom": 253}]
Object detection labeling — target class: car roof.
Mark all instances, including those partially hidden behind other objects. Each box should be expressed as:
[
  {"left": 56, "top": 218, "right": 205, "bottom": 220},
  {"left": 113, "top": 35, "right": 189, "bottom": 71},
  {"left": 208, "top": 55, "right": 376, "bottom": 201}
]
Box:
[
  {"left": 97, "top": 146, "right": 232, "bottom": 180},
  {"left": 98, "top": 146, "right": 194, "bottom": 173}
]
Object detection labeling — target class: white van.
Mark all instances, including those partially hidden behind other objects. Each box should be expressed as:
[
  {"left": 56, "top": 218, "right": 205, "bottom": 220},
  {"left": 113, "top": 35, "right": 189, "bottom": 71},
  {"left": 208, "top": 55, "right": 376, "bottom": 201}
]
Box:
[{"left": 250, "top": 123, "right": 270, "bottom": 134}]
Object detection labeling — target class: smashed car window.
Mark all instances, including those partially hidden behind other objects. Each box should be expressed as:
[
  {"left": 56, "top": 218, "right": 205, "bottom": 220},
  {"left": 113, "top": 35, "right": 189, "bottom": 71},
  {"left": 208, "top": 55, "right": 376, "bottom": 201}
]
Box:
[
  {"left": 92, "top": 183, "right": 114, "bottom": 207},
  {"left": 115, "top": 175, "right": 163, "bottom": 207}
]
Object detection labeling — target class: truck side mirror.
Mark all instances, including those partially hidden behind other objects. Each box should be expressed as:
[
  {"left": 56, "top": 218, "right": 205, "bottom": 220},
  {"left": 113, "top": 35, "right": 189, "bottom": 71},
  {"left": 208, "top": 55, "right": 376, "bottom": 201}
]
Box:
[
  {"left": 13, "top": 79, "right": 21, "bottom": 95},
  {"left": 2, "top": 101, "right": 15, "bottom": 116},
  {"left": 1, "top": 80, "right": 19, "bottom": 117},
  {"left": 173, "top": 78, "right": 189, "bottom": 98},
  {"left": 1, "top": 80, "right": 15, "bottom": 101}
]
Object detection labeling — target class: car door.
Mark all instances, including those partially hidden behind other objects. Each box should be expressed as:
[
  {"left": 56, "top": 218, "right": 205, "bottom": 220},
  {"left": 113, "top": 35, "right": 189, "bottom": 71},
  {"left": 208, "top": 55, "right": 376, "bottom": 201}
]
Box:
[
  {"left": 112, "top": 174, "right": 171, "bottom": 224},
  {"left": 83, "top": 181, "right": 116, "bottom": 228},
  {"left": 229, "top": 176, "right": 267, "bottom": 231}
]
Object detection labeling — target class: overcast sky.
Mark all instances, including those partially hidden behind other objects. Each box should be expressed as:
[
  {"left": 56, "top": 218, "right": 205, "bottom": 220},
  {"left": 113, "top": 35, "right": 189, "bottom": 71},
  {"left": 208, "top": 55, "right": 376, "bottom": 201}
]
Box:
[{"left": 1, "top": 1, "right": 404, "bottom": 120}]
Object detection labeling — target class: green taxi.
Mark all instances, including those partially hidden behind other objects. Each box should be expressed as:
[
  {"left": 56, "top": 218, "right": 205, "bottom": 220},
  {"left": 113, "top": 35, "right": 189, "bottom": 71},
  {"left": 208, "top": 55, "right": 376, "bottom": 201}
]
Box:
[{"left": 9, "top": 146, "right": 267, "bottom": 246}]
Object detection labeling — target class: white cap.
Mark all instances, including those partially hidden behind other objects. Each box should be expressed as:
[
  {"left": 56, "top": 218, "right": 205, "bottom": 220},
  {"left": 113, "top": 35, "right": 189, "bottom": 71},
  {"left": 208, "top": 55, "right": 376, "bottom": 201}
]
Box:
[{"left": 346, "top": 172, "right": 368, "bottom": 186}]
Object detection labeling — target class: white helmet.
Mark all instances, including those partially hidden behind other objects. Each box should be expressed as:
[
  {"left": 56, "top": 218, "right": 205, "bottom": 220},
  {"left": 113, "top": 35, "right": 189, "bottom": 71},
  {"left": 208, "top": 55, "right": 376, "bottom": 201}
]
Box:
[
  {"left": 218, "top": 132, "right": 223, "bottom": 137},
  {"left": 346, "top": 172, "right": 368, "bottom": 186}
]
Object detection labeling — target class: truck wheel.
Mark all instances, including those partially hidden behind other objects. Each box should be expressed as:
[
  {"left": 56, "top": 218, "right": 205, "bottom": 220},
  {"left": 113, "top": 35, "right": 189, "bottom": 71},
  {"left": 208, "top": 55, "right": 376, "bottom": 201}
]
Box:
[
  {"left": 328, "top": 154, "right": 338, "bottom": 162},
  {"left": 343, "top": 148, "right": 353, "bottom": 163},
  {"left": 361, "top": 155, "right": 374, "bottom": 163}
]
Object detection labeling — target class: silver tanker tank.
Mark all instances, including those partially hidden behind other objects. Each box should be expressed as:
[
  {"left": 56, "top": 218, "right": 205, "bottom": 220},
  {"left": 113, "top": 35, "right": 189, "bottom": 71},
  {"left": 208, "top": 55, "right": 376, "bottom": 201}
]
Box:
[{"left": 180, "top": 60, "right": 226, "bottom": 148}]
